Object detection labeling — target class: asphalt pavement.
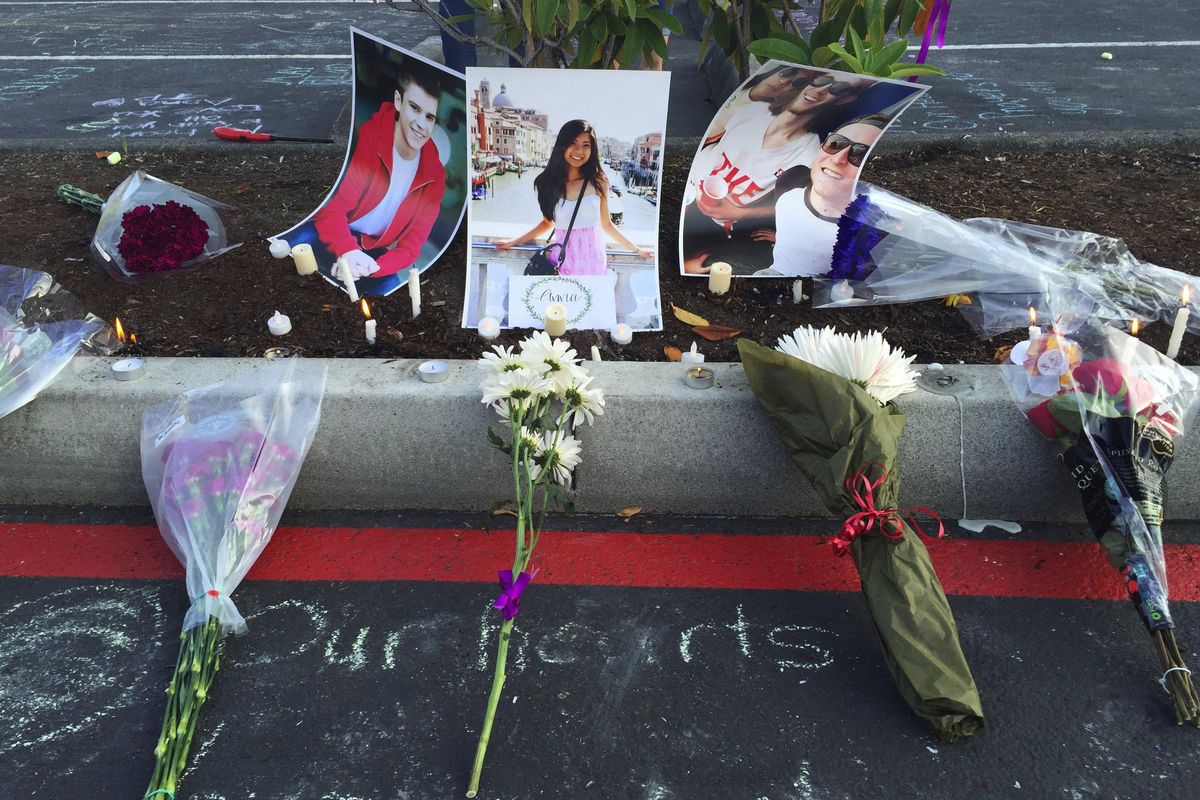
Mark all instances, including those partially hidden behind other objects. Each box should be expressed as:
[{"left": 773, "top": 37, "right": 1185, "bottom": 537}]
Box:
[
  {"left": 3, "top": 507, "right": 1200, "bottom": 799},
  {"left": 1, "top": 0, "right": 1197, "bottom": 143}
]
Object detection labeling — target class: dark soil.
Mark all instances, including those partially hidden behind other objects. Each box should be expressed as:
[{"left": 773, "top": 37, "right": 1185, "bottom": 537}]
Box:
[{"left": 4, "top": 145, "right": 1198, "bottom": 364}]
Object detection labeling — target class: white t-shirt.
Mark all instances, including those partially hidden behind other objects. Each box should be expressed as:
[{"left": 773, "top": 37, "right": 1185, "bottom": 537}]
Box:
[
  {"left": 770, "top": 185, "right": 842, "bottom": 277},
  {"left": 349, "top": 147, "right": 420, "bottom": 237},
  {"left": 691, "top": 103, "right": 820, "bottom": 208}
]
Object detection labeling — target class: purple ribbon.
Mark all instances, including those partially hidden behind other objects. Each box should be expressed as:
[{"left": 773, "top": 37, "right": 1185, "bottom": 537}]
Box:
[
  {"left": 493, "top": 568, "right": 537, "bottom": 620},
  {"left": 910, "top": 0, "right": 952, "bottom": 81}
]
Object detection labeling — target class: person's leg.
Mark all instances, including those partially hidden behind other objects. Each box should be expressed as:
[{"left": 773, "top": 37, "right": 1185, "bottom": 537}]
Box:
[
  {"left": 644, "top": 0, "right": 672, "bottom": 71},
  {"left": 439, "top": 0, "right": 477, "bottom": 71}
]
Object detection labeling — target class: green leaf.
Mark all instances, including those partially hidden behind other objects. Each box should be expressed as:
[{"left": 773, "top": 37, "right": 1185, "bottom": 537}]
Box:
[
  {"left": 883, "top": 0, "right": 904, "bottom": 29},
  {"left": 887, "top": 64, "right": 946, "bottom": 78},
  {"left": 827, "top": 42, "right": 864, "bottom": 73},
  {"left": 848, "top": 26, "right": 866, "bottom": 62},
  {"left": 487, "top": 426, "right": 512, "bottom": 455},
  {"left": 749, "top": 1, "right": 774, "bottom": 39},
  {"left": 607, "top": 12, "right": 627, "bottom": 35},
  {"left": 576, "top": 21, "right": 599, "bottom": 65},
  {"left": 622, "top": 0, "right": 636, "bottom": 23},
  {"left": 898, "top": 0, "right": 921, "bottom": 37},
  {"left": 848, "top": 4, "right": 867, "bottom": 40},
  {"left": 645, "top": 8, "right": 683, "bottom": 35},
  {"left": 522, "top": 0, "right": 534, "bottom": 34},
  {"left": 865, "top": 0, "right": 885, "bottom": 45},
  {"left": 747, "top": 37, "right": 811, "bottom": 64},
  {"left": 566, "top": 0, "right": 581, "bottom": 29},
  {"left": 641, "top": 20, "right": 668, "bottom": 58},
  {"left": 809, "top": 19, "right": 843, "bottom": 50},
  {"left": 872, "top": 37, "right": 911, "bottom": 69},
  {"left": 534, "top": 0, "right": 559, "bottom": 36},
  {"left": 811, "top": 45, "right": 836, "bottom": 67},
  {"left": 618, "top": 21, "right": 644, "bottom": 66}
]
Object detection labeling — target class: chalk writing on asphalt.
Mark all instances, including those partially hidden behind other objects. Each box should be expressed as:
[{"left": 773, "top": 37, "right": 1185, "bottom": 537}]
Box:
[
  {"left": 65, "top": 93, "right": 263, "bottom": 139},
  {"left": 911, "top": 72, "right": 1125, "bottom": 132},
  {"left": 0, "top": 66, "right": 94, "bottom": 101},
  {"left": 263, "top": 64, "right": 352, "bottom": 88}
]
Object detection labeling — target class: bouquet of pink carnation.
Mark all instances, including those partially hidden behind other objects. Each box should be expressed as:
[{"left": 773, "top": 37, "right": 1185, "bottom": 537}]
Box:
[{"left": 139, "top": 358, "right": 326, "bottom": 798}]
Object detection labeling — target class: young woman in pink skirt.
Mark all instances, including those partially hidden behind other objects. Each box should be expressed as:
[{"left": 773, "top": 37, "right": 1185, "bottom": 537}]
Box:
[{"left": 497, "top": 119, "right": 650, "bottom": 274}]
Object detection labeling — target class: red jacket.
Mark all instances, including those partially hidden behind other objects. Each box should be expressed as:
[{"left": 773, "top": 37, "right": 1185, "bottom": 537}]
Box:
[{"left": 314, "top": 101, "right": 446, "bottom": 276}]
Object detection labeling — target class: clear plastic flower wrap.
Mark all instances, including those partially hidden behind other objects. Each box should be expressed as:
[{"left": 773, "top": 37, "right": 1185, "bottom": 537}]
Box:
[
  {"left": 139, "top": 357, "right": 327, "bottom": 799},
  {"left": 90, "top": 170, "right": 241, "bottom": 283},
  {"left": 998, "top": 289, "right": 1200, "bottom": 725},
  {"left": 816, "top": 185, "right": 1200, "bottom": 339},
  {"left": 0, "top": 264, "right": 119, "bottom": 419}
]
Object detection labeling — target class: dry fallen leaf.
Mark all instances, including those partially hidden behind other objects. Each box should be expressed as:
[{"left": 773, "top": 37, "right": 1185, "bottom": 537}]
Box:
[
  {"left": 671, "top": 304, "right": 710, "bottom": 327},
  {"left": 692, "top": 324, "right": 743, "bottom": 341},
  {"left": 994, "top": 345, "right": 1014, "bottom": 363},
  {"left": 95, "top": 150, "right": 113, "bottom": 159},
  {"left": 616, "top": 506, "right": 643, "bottom": 521},
  {"left": 234, "top": 184, "right": 253, "bottom": 195},
  {"left": 491, "top": 500, "right": 517, "bottom": 517},
  {"left": 664, "top": 345, "right": 682, "bottom": 362}
]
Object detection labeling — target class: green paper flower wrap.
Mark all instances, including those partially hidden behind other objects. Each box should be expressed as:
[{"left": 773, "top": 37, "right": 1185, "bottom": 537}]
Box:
[{"left": 738, "top": 338, "right": 984, "bottom": 742}]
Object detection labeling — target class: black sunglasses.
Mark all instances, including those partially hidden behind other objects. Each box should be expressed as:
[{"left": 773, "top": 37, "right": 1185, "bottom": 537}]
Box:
[
  {"left": 820, "top": 133, "right": 871, "bottom": 167},
  {"left": 800, "top": 74, "right": 859, "bottom": 96}
]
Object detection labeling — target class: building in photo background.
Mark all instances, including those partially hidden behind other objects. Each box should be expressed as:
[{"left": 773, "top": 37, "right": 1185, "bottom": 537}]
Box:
[{"left": 463, "top": 68, "right": 670, "bottom": 334}]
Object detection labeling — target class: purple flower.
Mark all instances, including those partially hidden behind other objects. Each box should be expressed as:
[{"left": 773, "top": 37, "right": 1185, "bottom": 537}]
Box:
[{"left": 830, "top": 195, "right": 888, "bottom": 281}]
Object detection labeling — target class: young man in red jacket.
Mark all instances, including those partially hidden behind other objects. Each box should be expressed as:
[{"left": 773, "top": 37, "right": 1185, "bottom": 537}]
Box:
[{"left": 314, "top": 70, "right": 447, "bottom": 288}]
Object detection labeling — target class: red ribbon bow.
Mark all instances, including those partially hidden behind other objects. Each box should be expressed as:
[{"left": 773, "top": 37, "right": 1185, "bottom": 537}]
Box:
[{"left": 831, "top": 464, "right": 944, "bottom": 557}]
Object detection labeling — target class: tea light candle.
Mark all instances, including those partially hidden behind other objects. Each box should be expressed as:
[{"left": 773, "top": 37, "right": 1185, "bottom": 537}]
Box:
[
  {"left": 611, "top": 323, "right": 633, "bottom": 345},
  {"left": 291, "top": 243, "right": 317, "bottom": 276},
  {"left": 408, "top": 269, "right": 422, "bottom": 318},
  {"left": 680, "top": 341, "right": 705, "bottom": 364},
  {"left": 1166, "top": 286, "right": 1191, "bottom": 360},
  {"left": 477, "top": 316, "right": 500, "bottom": 340},
  {"left": 544, "top": 304, "right": 567, "bottom": 337},
  {"left": 269, "top": 238, "right": 292, "bottom": 260},
  {"left": 683, "top": 366, "right": 715, "bottom": 390},
  {"left": 590, "top": 345, "right": 602, "bottom": 362},
  {"left": 708, "top": 262, "right": 732, "bottom": 295},
  {"left": 106, "top": 151, "right": 122, "bottom": 165},
  {"left": 336, "top": 258, "right": 359, "bottom": 302},
  {"left": 830, "top": 280, "right": 855, "bottom": 303},
  {"left": 111, "top": 357, "right": 145, "bottom": 381},
  {"left": 267, "top": 310, "right": 291, "bottom": 336},
  {"left": 418, "top": 359, "right": 449, "bottom": 383},
  {"left": 360, "top": 299, "right": 376, "bottom": 345}
]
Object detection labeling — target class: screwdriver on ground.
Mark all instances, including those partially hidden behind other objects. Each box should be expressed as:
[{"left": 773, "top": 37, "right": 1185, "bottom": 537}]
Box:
[{"left": 213, "top": 126, "right": 333, "bottom": 144}]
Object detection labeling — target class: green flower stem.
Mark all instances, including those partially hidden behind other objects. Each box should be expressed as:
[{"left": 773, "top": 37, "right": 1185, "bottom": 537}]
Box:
[
  {"left": 466, "top": 617, "right": 515, "bottom": 797},
  {"left": 145, "top": 617, "right": 224, "bottom": 799},
  {"left": 56, "top": 183, "right": 105, "bottom": 214}
]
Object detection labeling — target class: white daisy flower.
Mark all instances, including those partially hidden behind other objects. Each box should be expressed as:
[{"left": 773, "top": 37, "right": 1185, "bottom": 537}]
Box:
[
  {"left": 515, "top": 425, "right": 541, "bottom": 455},
  {"left": 480, "top": 344, "right": 523, "bottom": 374},
  {"left": 480, "top": 368, "right": 553, "bottom": 419},
  {"left": 532, "top": 430, "right": 582, "bottom": 486},
  {"left": 775, "top": 325, "right": 835, "bottom": 364},
  {"left": 819, "top": 330, "right": 919, "bottom": 406},
  {"left": 518, "top": 331, "right": 580, "bottom": 379},
  {"left": 561, "top": 376, "right": 606, "bottom": 427}
]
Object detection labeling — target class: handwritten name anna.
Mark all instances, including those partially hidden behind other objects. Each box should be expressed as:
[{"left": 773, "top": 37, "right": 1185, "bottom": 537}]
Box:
[{"left": 538, "top": 289, "right": 583, "bottom": 304}]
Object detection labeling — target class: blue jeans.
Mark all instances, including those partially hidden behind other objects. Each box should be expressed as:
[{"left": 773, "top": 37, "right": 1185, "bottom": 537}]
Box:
[{"left": 439, "top": 0, "right": 477, "bottom": 71}]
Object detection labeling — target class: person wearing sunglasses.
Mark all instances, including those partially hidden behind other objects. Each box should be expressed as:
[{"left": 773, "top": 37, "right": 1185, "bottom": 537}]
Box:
[
  {"left": 703, "top": 64, "right": 818, "bottom": 147},
  {"left": 750, "top": 115, "right": 890, "bottom": 277}
]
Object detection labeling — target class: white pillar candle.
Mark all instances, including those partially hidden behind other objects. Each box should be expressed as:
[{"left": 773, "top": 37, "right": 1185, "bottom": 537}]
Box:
[
  {"left": 611, "top": 323, "right": 633, "bottom": 345},
  {"left": 590, "top": 345, "right": 602, "bottom": 362},
  {"left": 408, "top": 269, "right": 422, "bottom": 318},
  {"left": 269, "top": 238, "right": 292, "bottom": 260},
  {"left": 708, "top": 262, "right": 732, "bottom": 295},
  {"left": 360, "top": 300, "right": 376, "bottom": 344},
  {"left": 267, "top": 311, "right": 291, "bottom": 336},
  {"left": 680, "top": 341, "right": 705, "bottom": 364},
  {"left": 544, "top": 304, "right": 567, "bottom": 337},
  {"left": 477, "top": 316, "right": 500, "bottom": 340},
  {"left": 336, "top": 258, "right": 360, "bottom": 302},
  {"left": 791, "top": 279, "right": 806, "bottom": 304},
  {"left": 291, "top": 243, "right": 317, "bottom": 276},
  {"left": 1166, "top": 287, "right": 1192, "bottom": 360}
]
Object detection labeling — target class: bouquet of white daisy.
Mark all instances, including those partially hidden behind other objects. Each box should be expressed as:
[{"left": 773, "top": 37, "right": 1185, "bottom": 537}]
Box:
[
  {"left": 468, "top": 331, "right": 604, "bottom": 798},
  {"left": 738, "top": 328, "right": 984, "bottom": 742}
]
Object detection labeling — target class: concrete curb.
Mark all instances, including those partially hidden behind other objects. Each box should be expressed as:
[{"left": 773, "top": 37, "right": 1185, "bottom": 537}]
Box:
[{"left": 2, "top": 356, "right": 1197, "bottom": 521}]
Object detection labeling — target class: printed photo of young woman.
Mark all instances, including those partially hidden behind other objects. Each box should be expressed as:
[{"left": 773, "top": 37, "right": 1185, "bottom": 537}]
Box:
[
  {"left": 463, "top": 68, "right": 670, "bottom": 333},
  {"left": 680, "top": 62, "right": 927, "bottom": 279}
]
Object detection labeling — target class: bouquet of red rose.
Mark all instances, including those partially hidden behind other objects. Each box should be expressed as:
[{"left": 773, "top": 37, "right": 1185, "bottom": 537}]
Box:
[
  {"left": 1005, "top": 312, "right": 1200, "bottom": 725},
  {"left": 57, "top": 171, "right": 240, "bottom": 283},
  {"left": 140, "top": 358, "right": 327, "bottom": 797}
]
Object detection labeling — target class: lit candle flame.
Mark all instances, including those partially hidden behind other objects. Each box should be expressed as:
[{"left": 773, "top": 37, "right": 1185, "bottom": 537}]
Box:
[
  {"left": 114, "top": 316, "right": 126, "bottom": 343},
  {"left": 1183, "top": 285, "right": 1192, "bottom": 306},
  {"left": 1028, "top": 306, "right": 1037, "bottom": 326},
  {"left": 1131, "top": 319, "right": 1140, "bottom": 336},
  {"left": 360, "top": 299, "right": 372, "bottom": 320}
]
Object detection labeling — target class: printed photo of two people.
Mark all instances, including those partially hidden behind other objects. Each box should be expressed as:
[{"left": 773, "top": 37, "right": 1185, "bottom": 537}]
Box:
[
  {"left": 463, "top": 68, "right": 671, "bottom": 332},
  {"left": 273, "top": 28, "right": 468, "bottom": 297},
  {"left": 680, "top": 62, "right": 927, "bottom": 280}
]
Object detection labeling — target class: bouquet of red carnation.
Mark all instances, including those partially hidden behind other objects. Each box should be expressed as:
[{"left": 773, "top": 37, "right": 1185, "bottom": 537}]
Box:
[
  {"left": 59, "top": 171, "right": 240, "bottom": 283},
  {"left": 1005, "top": 313, "right": 1200, "bottom": 725}
]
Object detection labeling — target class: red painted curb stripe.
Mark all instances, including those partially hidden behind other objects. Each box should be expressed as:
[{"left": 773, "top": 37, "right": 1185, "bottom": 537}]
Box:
[{"left": 2, "top": 522, "right": 1198, "bottom": 601}]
